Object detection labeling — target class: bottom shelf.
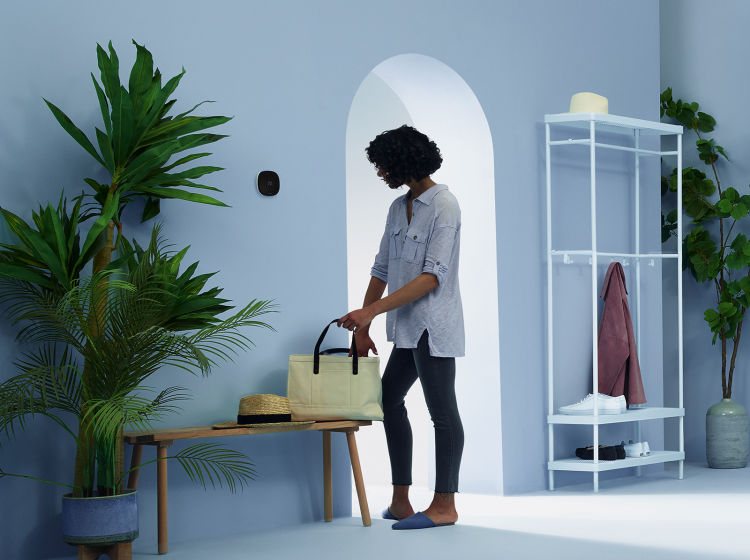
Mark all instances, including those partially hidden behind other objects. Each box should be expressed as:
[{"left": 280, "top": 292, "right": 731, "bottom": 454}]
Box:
[{"left": 548, "top": 450, "right": 684, "bottom": 472}]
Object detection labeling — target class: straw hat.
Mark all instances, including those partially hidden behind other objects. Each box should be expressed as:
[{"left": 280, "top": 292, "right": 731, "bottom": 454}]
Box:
[
  {"left": 569, "top": 92, "right": 609, "bottom": 114},
  {"left": 213, "top": 394, "right": 313, "bottom": 429}
]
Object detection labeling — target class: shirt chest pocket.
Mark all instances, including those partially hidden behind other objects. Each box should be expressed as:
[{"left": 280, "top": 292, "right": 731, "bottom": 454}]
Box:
[
  {"left": 389, "top": 226, "right": 403, "bottom": 259},
  {"left": 402, "top": 229, "right": 427, "bottom": 264}
]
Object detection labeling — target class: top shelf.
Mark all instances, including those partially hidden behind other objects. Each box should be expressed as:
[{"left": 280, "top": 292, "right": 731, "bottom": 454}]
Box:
[{"left": 545, "top": 112, "right": 683, "bottom": 136}]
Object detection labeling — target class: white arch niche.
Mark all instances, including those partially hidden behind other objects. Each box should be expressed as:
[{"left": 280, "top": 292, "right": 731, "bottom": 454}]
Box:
[{"left": 346, "top": 54, "right": 502, "bottom": 495}]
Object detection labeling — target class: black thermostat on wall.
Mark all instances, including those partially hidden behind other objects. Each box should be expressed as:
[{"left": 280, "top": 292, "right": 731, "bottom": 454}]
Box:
[{"left": 257, "top": 170, "right": 280, "bottom": 196}]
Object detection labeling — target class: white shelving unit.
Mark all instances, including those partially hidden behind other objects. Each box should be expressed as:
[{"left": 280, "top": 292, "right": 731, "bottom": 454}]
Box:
[{"left": 545, "top": 112, "right": 685, "bottom": 492}]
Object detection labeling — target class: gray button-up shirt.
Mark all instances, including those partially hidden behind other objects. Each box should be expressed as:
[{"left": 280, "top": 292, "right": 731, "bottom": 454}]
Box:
[{"left": 370, "top": 184, "right": 465, "bottom": 357}]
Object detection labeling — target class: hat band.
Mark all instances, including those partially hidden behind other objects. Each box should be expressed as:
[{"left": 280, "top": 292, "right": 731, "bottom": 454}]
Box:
[{"left": 237, "top": 413, "right": 292, "bottom": 424}]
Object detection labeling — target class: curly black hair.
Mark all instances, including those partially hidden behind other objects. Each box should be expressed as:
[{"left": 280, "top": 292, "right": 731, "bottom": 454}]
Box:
[{"left": 366, "top": 125, "right": 442, "bottom": 189}]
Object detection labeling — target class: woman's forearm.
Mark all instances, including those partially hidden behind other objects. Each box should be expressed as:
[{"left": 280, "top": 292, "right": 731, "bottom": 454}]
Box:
[
  {"left": 357, "top": 277, "right": 387, "bottom": 334},
  {"left": 363, "top": 276, "right": 387, "bottom": 307},
  {"left": 339, "top": 273, "right": 438, "bottom": 332},
  {"left": 368, "top": 273, "right": 438, "bottom": 317}
]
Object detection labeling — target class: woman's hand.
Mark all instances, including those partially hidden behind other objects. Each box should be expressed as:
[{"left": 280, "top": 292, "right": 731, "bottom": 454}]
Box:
[
  {"left": 337, "top": 307, "right": 375, "bottom": 333},
  {"left": 352, "top": 329, "right": 378, "bottom": 357}
]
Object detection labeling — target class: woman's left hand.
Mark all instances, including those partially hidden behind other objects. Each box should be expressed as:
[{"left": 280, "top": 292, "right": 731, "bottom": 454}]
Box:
[{"left": 337, "top": 307, "right": 375, "bottom": 332}]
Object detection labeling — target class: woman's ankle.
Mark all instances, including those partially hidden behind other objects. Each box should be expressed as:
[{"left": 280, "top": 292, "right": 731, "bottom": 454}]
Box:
[
  {"left": 429, "top": 491, "right": 456, "bottom": 513},
  {"left": 390, "top": 485, "right": 414, "bottom": 515},
  {"left": 392, "top": 484, "right": 411, "bottom": 500}
]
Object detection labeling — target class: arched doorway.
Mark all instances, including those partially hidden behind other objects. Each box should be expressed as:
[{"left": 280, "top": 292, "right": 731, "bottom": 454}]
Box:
[{"left": 345, "top": 54, "right": 501, "bottom": 497}]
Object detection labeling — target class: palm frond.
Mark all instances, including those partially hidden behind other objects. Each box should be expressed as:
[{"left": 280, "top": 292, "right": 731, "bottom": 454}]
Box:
[
  {"left": 174, "top": 443, "right": 255, "bottom": 493},
  {"left": 0, "top": 467, "right": 78, "bottom": 490},
  {"left": 0, "top": 344, "right": 82, "bottom": 441},
  {"left": 14, "top": 344, "right": 82, "bottom": 414},
  {"left": 83, "top": 385, "right": 192, "bottom": 440},
  {"left": 0, "top": 279, "right": 59, "bottom": 328},
  {"left": 187, "top": 299, "right": 277, "bottom": 366}
]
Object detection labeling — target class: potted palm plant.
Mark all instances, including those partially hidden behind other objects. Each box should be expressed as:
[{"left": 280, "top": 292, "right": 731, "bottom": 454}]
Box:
[
  {"left": 661, "top": 87, "right": 749, "bottom": 468},
  {"left": 0, "top": 40, "right": 275, "bottom": 553}
]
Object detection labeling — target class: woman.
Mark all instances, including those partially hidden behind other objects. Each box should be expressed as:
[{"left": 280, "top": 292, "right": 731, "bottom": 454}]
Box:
[{"left": 338, "top": 125, "right": 464, "bottom": 530}]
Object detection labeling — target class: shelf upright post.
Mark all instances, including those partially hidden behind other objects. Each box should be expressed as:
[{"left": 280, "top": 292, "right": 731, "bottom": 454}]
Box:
[
  {"left": 677, "top": 131, "right": 684, "bottom": 480},
  {"left": 634, "top": 129, "right": 643, "bottom": 477},
  {"left": 634, "top": 129, "right": 642, "bottom": 350},
  {"left": 546, "top": 122, "right": 555, "bottom": 491},
  {"left": 590, "top": 119, "right": 600, "bottom": 493}
]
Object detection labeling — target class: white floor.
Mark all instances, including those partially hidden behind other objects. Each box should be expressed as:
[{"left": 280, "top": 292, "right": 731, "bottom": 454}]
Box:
[{"left": 56, "top": 463, "right": 749, "bottom": 560}]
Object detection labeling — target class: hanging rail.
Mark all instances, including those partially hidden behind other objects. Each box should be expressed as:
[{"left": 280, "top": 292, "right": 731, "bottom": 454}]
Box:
[
  {"left": 550, "top": 249, "right": 677, "bottom": 259},
  {"left": 548, "top": 138, "right": 678, "bottom": 156}
]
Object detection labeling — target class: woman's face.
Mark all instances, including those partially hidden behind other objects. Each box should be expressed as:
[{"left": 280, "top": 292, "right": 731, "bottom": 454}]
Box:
[{"left": 376, "top": 166, "right": 402, "bottom": 189}]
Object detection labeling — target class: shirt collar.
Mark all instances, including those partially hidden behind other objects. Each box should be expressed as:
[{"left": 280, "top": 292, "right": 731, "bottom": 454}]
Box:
[{"left": 401, "top": 184, "right": 447, "bottom": 206}]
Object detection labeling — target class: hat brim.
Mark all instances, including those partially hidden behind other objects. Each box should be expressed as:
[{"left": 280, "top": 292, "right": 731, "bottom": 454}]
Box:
[{"left": 212, "top": 420, "right": 315, "bottom": 430}]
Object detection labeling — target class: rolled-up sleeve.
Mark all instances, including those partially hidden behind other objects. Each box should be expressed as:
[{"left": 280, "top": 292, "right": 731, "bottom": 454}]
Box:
[
  {"left": 370, "top": 221, "right": 390, "bottom": 282},
  {"left": 423, "top": 225, "right": 457, "bottom": 286}
]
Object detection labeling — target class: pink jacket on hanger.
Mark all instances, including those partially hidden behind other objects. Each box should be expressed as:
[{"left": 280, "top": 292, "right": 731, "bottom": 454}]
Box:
[{"left": 598, "top": 261, "right": 646, "bottom": 405}]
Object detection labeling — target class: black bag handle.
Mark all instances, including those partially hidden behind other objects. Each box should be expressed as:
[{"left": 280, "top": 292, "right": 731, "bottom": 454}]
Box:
[{"left": 314, "top": 319, "right": 358, "bottom": 375}]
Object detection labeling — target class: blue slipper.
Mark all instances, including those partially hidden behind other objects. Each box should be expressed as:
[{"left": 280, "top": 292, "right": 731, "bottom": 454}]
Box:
[
  {"left": 392, "top": 511, "right": 455, "bottom": 530},
  {"left": 382, "top": 508, "right": 401, "bottom": 521}
]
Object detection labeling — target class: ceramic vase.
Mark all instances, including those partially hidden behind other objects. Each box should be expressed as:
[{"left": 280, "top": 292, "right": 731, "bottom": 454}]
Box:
[
  {"left": 62, "top": 489, "right": 139, "bottom": 545},
  {"left": 706, "top": 398, "right": 749, "bottom": 469}
]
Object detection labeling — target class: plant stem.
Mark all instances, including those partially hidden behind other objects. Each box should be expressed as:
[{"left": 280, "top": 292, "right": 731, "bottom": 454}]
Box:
[
  {"left": 696, "top": 128, "right": 730, "bottom": 397},
  {"left": 723, "top": 220, "right": 737, "bottom": 252},
  {"left": 116, "top": 454, "right": 170, "bottom": 487},
  {"left": 1, "top": 471, "right": 78, "bottom": 490},
  {"left": 695, "top": 130, "right": 723, "bottom": 193},
  {"left": 114, "top": 427, "right": 124, "bottom": 494},
  {"left": 72, "top": 392, "right": 94, "bottom": 497},
  {"left": 113, "top": 221, "right": 123, "bottom": 251},
  {"left": 728, "top": 313, "right": 744, "bottom": 398},
  {"left": 721, "top": 328, "right": 727, "bottom": 396},
  {"left": 711, "top": 160, "right": 722, "bottom": 194},
  {"left": 72, "top": 219, "right": 116, "bottom": 497}
]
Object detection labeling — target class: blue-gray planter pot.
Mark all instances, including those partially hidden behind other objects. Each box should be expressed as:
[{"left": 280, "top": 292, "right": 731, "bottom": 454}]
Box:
[
  {"left": 62, "top": 489, "right": 139, "bottom": 545},
  {"left": 706, "top": 398, "right": 749, "bottom": 469}
]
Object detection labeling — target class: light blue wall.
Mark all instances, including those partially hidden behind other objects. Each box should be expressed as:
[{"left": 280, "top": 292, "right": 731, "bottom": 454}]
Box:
[
  {"left": 0, "top": 1, "right": 660, "bottom": 557},
  {"left": 661, "top": 0, "right": 750, "bottom": 462}
]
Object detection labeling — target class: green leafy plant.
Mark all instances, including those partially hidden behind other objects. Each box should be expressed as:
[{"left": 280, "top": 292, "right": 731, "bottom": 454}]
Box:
[
  {"left": 45, "top": 40, "right": 230, "bottom": 223},
  {"left": 0, "top": 41, "right": 272, "bottom": 497},
  {"left": 0, "top": 226, "right": 275, "bottom": 495},
  {"left": 661, "top": 87, "right": 749, "bottom": 399}
]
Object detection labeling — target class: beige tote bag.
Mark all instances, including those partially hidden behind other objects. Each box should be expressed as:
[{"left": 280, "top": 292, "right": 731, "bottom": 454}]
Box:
[{"left": 288, "top": 320, "right": 383, "bottom": 421}]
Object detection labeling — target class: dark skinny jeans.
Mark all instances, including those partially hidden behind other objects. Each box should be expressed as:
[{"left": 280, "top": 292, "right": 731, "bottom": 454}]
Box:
[{"left": 382, "top": 330, "right": 464, "bottom": 493}]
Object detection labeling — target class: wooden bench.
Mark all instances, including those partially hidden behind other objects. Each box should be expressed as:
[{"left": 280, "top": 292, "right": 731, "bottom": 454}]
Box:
[{"left": 124, "top": 420, "right": 372, "bottom": 554}]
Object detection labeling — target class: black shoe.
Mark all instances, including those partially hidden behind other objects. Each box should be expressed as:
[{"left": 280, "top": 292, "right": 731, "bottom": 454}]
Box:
[
  {"left": 575, "top": 443, "right": 626, "bottom": 461},
  {"left": 614, "top": 442, "right": 626, "bottom": 459}
]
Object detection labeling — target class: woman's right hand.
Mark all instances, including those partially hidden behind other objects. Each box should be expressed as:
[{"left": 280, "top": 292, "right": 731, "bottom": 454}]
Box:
[{"left": 351, "top": 329, "right": 377, "bottom": 357}]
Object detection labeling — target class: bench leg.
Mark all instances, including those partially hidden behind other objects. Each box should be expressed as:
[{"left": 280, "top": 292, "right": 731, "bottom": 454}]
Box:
[
  {"left": 127, "top": 444, "right": 143, "bottom": 490},
  {"left": 345, "top": 430, "right": 371, "bottom": 527},
  {"left": 323, "top": 431, "right": 332, "bottom": 522},
  {"left": 157, "top": 443, "right": 170, "bottom": 554}
]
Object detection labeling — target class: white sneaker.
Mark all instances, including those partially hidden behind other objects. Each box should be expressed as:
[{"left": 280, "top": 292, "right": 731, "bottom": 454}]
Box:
[
  {"left": 623, "top": 440, "right": 651, "bottom": 457},
  {"left": 559, "top": 393, "right": 626, "bottom": 415},
  {"left": 623, "top": 440, "right": 642, "bottom": 457}
]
